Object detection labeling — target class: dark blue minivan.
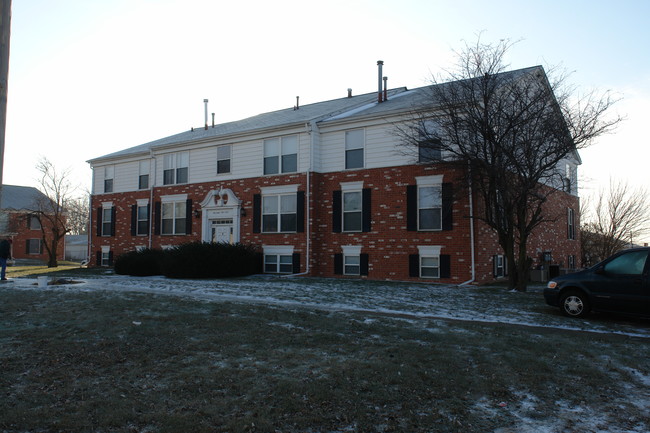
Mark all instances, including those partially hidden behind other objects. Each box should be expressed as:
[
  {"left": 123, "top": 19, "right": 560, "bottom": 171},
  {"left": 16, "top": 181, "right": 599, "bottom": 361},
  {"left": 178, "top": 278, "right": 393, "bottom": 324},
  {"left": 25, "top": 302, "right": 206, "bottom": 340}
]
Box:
[{"left": 544, "top": 247, "right": 650, "bottom": 318}]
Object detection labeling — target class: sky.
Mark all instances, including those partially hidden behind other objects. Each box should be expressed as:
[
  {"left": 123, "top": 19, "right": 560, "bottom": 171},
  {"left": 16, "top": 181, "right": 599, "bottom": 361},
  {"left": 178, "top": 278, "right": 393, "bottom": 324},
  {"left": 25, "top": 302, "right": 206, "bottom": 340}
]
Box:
[{"left": 4, "top": 0, "right": 650, "bottom": 241}]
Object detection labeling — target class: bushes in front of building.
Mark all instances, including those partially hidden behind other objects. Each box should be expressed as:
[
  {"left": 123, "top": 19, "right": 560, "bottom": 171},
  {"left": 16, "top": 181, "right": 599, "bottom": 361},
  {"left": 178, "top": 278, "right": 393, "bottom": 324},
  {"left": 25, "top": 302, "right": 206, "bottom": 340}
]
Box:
[
  {"left": 114, "top": 242, "right": 262, "bottom": 279},
  {"left": 114, "top": 248, "right": 166, "bottom": 276}
]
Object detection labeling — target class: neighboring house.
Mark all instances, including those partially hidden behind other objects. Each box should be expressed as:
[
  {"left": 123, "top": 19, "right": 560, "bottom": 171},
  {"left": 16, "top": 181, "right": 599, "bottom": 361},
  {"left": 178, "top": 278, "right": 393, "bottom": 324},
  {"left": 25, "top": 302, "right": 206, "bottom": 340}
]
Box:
[
  {"left": 65, "top": 234, "right": 88, "bottom": 262},
  {"left": 87, "top": 66, "right": 580, "bottom": 283},
  {"left": 0, "top": 184, "right": 65, "bottom": 262}
]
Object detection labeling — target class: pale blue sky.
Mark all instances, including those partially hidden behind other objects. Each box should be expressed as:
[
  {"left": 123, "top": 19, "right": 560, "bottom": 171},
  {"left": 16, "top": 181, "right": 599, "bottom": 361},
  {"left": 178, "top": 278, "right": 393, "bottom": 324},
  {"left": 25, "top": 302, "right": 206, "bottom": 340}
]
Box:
[{"left": 5, "top": 0, "right": 650, "bottom": 231}]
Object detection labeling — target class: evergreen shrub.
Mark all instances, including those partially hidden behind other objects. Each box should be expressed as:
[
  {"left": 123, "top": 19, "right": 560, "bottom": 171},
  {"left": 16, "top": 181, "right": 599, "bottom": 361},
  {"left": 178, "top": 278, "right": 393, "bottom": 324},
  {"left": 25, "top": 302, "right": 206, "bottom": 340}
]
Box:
[
  {"left": 114, "top": 248, "right": 165, "bottom": 276},
  {"left": 162, "top": 242, "right": 262, "bottom": 279}
]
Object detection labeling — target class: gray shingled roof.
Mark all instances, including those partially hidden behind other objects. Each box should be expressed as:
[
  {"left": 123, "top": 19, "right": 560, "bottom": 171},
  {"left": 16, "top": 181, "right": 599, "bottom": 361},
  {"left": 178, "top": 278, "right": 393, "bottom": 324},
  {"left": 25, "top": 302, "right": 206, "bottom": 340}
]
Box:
[
  {"left": 88, "top": 66, "right": 546, "bottom": 165},
  {"left": 0, "top": 185, "right": 49, "bottom": 211}
]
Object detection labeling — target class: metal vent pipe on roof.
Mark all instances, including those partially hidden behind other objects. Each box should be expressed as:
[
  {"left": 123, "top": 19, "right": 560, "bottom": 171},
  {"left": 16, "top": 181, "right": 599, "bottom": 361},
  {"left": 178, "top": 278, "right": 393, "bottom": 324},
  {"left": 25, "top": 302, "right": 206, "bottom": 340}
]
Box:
[
  {"left": 377, "top": 60, "right": 384, "bottom": 103},
  {"left": 212, "top": 112, "right": 215, "bottom": 128},
  {"left": 347, "top": 88, "right": 352, "bottom": 98},
  {"left": 383, "top": 76, "right": 388, "bottom": 101},
  {"left": 203, "top": 99, "right": 209, "bottom": 130}
]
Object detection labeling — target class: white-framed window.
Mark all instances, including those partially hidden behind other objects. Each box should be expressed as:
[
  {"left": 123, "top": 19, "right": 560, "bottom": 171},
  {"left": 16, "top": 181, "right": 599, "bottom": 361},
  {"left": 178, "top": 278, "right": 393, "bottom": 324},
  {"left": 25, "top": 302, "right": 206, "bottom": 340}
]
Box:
[
  {"left": 101, "top": 246, "right": 111, "bottom": 267},
  {"left": 103, "top": 165, "right": 114, "bottom": 193},
  {"left": 29, "top": 216, "right": 41, "bottom": 230},
  {"left": 264, "top": 135, "right": 298, "bottom": 175},
  {"left": 101, "top": 203, "right": 113, "bottom": 236},
  {"left": 567, "top": 208, "right": 576, "bottom": 240},
  {"left": 417, "top": 122, "right": 442, "bottom": 163},
  {"left": 217, "top": 145, "right": 231, "bottom": 174},
  {"left": 343, "top": 191, "right": 362, "bottom": 232},
  {"left": 163, "top": 152, "right": 189, "bottom": 185},
  {"left": 345, "top": 129, "right": 364, "bottom": 169},
  {"left": 136, "top": 200, "right": 149, "bottom": 236},
  {"left": 567, "top": 255, "right": 576, "bottom": 270},
  {"left": 494, "top": 254, "right": 505, "bottom": 277},
  {"left": 139, "top": 160, "right": 149, "bottom": 190},
  {"left": 418, "top": 246, "right": 441, "bottom": 279},
  {"left": 162, "top": 201, "right": 187, "bottom": 235},
  {"left": 417, "top": 175, "right": 443, "bottom": 231},
  {"left": 135, "top": 245, "right": 147, "bottom": 252},
  {"left": 26, "top": 239, "right": 41, "bottom": 255},
  {"left": 263, "top": 245, "right": 294, "bottom": 274},
  {"left": 262, "top": 194, "right": 297, "bottom": 233},
  {"left": 342, "top": 245, "right": 361, "bottom": 276}
]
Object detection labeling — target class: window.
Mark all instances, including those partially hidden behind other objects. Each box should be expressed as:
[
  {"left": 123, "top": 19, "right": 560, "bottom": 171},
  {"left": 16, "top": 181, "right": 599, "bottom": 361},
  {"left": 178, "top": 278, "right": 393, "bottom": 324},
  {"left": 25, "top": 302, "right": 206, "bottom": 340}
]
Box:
[
  {"left": 418, "top": 185, "right": 442, "bottom": 230},
  {"left": 421, "top": 256, "right": 440, "bottom": 278},
  {"left": 104, "top": 166, "right": 114, "bottom": 193},
  {"left": 567, "top": 255, "right": 576, "bottom": 270},
  {"left": 139, "top": 160, "right": 149, "bottom": 190},
  {"left": 567, "top": 208, "right": 576, "bottom": 240},
  {"left": 217, "top": 145, "right": 231, "bottom": 174},
  {"left": 100, "top": 246, "right": 111, "bottom": 267},
  {"left": 343, "top": 191, "right": 362, "bottom": 232},
  {"left": 29, "top": 216, "right": 41, "bottom": 230},
  {"left": 263, "top": 246, "right": 296, "bottom": 274},
  {"left": 494, "top": 255, "right": 505, "bottom": 277},
  {"left": 26, "top": 239, "right": 41, "bottom": 255},
  {"left": 163, "top": 152, "right": 189, "bottom": 185},
  {"left": 409, "top": 246, "right": 450, "bottom": 279},
  {"left": 102, "top": 207, "right": 112, "bottom": 236},
  {"left": 262, "top": 194, "right": 297, "bottom": 232},
  {"left": 264, "top": 135, "right": 297, "bottom": 175},
  {"left": 418, "top": 136, "right": 442, "bottom": 163},
  {"left": 603, "top": 250, "right": 649, "bottom": 275},
  {"left": 344, "top": 255, "right": 360, "bottom": 275},
  {"left": 345, "top": 129, "right": 364, "bottom": 169},
  {"left": 264, "top": 254, "right": 293, "bottom": 273},
  {"left": 137, "top": 205, "right": 149, "bottom": 235},
  {"left": 161, "top": 201, "right": 187, "bottom": 235}
]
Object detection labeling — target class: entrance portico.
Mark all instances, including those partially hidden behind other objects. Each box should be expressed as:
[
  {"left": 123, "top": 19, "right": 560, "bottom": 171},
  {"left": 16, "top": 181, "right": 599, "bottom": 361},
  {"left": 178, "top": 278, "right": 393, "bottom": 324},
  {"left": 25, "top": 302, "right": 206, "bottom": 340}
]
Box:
[{"left": 199, "top": 188, "right": 242, "bottom": 244}]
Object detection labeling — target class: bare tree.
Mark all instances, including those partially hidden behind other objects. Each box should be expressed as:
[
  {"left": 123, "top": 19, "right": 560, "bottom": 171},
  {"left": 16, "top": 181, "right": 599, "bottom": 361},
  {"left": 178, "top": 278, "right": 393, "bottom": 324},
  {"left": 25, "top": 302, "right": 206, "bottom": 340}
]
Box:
[
  {"left": 581, "top": 180, "right": 649, "bottom": 267},
  {"left": 65, "top": 194, "right": 90, "bottom": 235},
  {"left": 33, "top": 157, "right": 74, "bottom": 267},
  {"left": 398, "top": 37, "right": 621, "bottom": 291}
]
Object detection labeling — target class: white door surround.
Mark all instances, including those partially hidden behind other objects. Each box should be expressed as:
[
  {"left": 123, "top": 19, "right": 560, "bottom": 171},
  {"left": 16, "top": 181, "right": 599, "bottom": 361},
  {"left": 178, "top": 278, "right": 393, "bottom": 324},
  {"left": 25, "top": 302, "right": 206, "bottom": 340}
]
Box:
[{"left": 199, "top": 188, "right": 242, "bottom": 244}]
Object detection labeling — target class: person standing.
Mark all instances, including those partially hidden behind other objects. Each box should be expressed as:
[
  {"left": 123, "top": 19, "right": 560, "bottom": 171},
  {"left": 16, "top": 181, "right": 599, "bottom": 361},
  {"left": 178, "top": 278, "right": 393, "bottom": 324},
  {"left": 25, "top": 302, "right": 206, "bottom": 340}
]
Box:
[{"left": 0, "top": 237, "right": 11, "bottom": 280}]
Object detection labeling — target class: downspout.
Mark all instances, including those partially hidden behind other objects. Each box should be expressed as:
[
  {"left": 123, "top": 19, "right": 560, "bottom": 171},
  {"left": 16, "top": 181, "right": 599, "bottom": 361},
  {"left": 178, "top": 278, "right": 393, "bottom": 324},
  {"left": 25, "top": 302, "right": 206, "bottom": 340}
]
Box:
[
  {"left": 87, "top": 174, "right": 94, "bottom": 264},
  {"left": 459, "top": 167, "right": 476, "bottom": 286},
  {"left": 148, "top": 150, "right": 156, "bottom": 249},
  {"left": 285, "top": 120, "right": 317, "bottom": 277}
]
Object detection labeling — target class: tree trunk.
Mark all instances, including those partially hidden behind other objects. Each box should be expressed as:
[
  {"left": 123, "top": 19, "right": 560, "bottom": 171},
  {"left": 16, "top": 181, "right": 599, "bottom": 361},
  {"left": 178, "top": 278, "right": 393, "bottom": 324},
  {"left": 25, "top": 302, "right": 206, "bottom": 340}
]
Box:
[
  {"left": 47, "top": 239, "right": 58, "bottom": 268},
  {"left": 515, "top": 237, "right": 531, "bottom": 292}
]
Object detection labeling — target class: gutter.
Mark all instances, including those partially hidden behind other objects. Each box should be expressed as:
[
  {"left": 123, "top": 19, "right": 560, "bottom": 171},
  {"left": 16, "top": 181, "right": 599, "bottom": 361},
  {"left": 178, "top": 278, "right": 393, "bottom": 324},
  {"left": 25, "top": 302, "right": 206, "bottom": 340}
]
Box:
[{"left": 284, "top": 120, "right": 318, "bottom": 277}]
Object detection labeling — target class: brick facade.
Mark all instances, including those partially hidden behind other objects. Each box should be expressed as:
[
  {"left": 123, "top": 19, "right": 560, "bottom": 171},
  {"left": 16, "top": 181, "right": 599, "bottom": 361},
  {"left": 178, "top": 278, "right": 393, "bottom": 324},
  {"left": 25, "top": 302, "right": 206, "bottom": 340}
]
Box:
[
  {"left": 5, "top": 211, "right": 65, "bottom": 262},
  {"left": 90, "top": 163, "right": 580, "bottom": 284}
]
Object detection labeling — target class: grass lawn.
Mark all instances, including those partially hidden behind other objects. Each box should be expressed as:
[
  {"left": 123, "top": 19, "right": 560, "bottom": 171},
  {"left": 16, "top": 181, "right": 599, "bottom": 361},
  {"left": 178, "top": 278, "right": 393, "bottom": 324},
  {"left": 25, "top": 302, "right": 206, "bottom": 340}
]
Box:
[{"left": 1, "top": 284, "right": 649, "bottom": 433}]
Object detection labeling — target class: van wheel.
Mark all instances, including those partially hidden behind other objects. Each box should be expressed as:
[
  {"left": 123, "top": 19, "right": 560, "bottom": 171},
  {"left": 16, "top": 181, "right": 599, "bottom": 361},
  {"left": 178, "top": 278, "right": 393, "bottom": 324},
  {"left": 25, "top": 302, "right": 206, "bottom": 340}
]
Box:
[{"left": 560, "top": 291, "right": 590, "bottom": 318}]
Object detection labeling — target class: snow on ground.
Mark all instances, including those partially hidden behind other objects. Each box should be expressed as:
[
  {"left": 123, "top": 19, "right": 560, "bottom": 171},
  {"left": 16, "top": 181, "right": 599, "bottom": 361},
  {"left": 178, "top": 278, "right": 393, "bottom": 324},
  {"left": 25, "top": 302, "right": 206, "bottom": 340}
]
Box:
[
  {"left": 7, "top": 273, "right": 650, "bottom": 339},
  {"left": 5, "top": 274, "right": 650, "bottom": 433}
]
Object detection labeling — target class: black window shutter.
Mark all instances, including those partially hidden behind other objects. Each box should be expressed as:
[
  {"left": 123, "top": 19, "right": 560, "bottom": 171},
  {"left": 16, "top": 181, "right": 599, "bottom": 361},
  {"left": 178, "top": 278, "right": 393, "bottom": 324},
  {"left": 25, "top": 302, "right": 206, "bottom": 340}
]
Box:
[
  {"left": 185, "top": 199, "right": 193, "bottom": 235},
  {"left": 440, "top": 254, "right": 451, "bottom": 278},
  {"left": 96, "top": 251, "right": 101, "bottom": 266},
  {"left": 493, "top": 255, "right": 498, "bottom": 277},
  {"left": 334, "top": 253, "right": 343, "bottom": 275},
  {"left": 39, "top": 240, "right": 43, "bottom": 254},
  {"left": 332, "top": 190, "right": 342, "bottom": 233},
  {"left": 252, "top": 194, "right": 261, "bottom": 234},
  {"left": 409, "top": 254, "right": 420, "bottom": 277},
  {"left": 296, "top": 191, "right": 305, "bottom": 233},
  {"left": 97, "top": 207, "right": 102, "bottom": 237},
  {"left": 108, "top": 251, "right": 114, "bottom": 266},
  {"left": 442, "top": 183, "right": 453, "bottom": 231},
  {"left": 154, "top": 202, "right": 161, "bottom": 235},
  {"left": 406, "top": 185, "right": 417, "bottom": 231},
  {"left": 110, "top": 207, "right": 116, "bottom": 237},
  {"left": 360, "top": 253, "right": 369, "bottom": 276},
  {"left": 362, "top": 188, "right": 372, "bottom": 232},
  {"left": 24, "top": 239, "right": 29, "bottom": 254},
  {"left": 292, "top": 253, "right": 300, "bottom": 274},
  {"left": 130, "top": 205, "right": 137, "bottom": 236},
  {"left": 145, "top": 204, "right": 151, "bottom": 235}
]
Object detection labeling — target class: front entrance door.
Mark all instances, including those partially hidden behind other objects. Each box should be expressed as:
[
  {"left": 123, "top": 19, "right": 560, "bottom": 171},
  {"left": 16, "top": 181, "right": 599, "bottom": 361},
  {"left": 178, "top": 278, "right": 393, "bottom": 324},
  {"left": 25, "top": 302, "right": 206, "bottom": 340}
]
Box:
[{"left": 211, "top": 219, "right": 234, "bottom": 244}]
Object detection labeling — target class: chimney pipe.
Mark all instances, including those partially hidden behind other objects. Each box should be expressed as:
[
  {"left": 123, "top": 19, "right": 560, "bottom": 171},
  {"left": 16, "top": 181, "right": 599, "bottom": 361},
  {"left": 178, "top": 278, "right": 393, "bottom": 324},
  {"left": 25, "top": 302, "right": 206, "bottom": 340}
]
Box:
[
  {"left": 377, "top": 60, "right": 384, "bottom": 103},
  {"left": 203, "top": 99, "right": 209, "bottom": 130},
  {"left": 294, "top": 96, "right": 299, "bottom": 110},
  {"left": 347, "top": 88, "right": 352, "bottom": 98},
  {"left": 212, "top": 112, "right": 215, "bottom": 128},
  {"left": 383, "top": 76, "right": 388, "bottom": 101}
]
